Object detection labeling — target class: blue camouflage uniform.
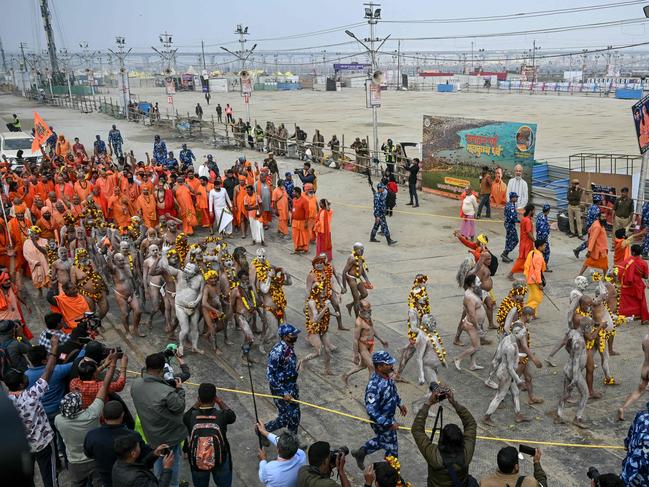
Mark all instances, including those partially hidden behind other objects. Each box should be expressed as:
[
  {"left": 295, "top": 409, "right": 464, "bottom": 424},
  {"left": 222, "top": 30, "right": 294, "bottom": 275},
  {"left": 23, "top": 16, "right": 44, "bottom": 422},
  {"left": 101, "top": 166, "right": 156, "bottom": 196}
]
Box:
[
  {"left": 284, "top": 174, "right": 295, "bottom": 211},
  {"left": 536, "top": 208, "right": 551, "bottom": 264},
  {"left": 179, "top": 148, "right": 196, "bottom": 171},
  {"left": 153, "top": 138, "right": 168, "bottom": 165},
  {"left": 576, "top": 202, "right": 601, "bottom": 253},
  {"left": 265, "top": 337, "right": 300, "bottom": 434},
  {"left": 503, "top": 199, "right": 519, "bottom": 255},
  {"left": 370, "top": 186, "right": 390, "bottom": 240},
  {"left": 94, "top": 138, "right": 107, "bottom": 155},
  {"left": 363, "top": 371, "right": 402, "bottom": 457},
  {"left": 108, "top": 128, "right": 124, "bottom": 157},
  {"left": 621, "top": 409, "right": 649, "bottom": 486},
  {"left": 642, "top": 202, "right": 649, "bottom": 256}
]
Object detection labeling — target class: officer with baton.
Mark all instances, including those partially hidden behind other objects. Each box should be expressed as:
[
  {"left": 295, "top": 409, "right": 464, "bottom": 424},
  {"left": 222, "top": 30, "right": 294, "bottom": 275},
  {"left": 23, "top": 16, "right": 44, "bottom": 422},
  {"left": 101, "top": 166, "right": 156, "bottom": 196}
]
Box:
[{"left": 263, "top": 324, "right": 301, "bottom": 436}]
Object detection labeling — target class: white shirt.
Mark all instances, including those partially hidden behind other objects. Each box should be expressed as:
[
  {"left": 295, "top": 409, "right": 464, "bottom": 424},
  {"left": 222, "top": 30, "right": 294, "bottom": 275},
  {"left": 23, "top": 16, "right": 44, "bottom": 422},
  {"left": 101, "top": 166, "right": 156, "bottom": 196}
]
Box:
[
  {"left": 198, "top": 164, "right": 211, "bottom": 179},
  {"left": 208, "top": 187, "right": 231, "bottom": 213},
  {"left": 461, "top": 194, "right": 478, "bottom": 216},
  {"left": 258, "top": 433, "right": 307, "bottom": 487},
  {"left": 506, "top": 176, "right": 528, "bottom": 209}
]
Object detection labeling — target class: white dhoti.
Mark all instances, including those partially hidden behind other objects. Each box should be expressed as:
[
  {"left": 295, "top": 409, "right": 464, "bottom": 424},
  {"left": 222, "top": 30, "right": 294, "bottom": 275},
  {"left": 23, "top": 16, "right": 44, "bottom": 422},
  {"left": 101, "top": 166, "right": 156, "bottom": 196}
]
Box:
[
  {"left": 249, "top": 217, "right": 264, "bottom": 243},
  {"left": 214, "top": 207, "right": 233, "bottom": 235}
]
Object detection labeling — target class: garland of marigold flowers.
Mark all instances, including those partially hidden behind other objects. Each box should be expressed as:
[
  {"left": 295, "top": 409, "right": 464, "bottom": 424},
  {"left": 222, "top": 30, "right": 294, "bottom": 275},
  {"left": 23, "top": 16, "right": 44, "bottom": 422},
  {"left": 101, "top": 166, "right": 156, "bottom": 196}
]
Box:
[
  {"left": 352, "top": 250, "right": 367, "bottom": 278},
  {"left": 175, "top": 233, "right": 189, "bottom": 266},
  {"left": 313, "top": 266, "right": 333, "bottom": 298},
  {"left": 252, "top": 257, "right": 271, "bottom": 284},
  {"left": 305, "top": 282, "right": 330, "bottom": 334},
  {"left": 496, "top": 286, "right": 528, "bottom": 333},
  {"left": 384, "top": 455, "right": 411, "bottom": 487},
  {"left": 407, "top": 285, "right": 447, "bottom": 363},
  {"left": 73, "top": 249, "right": 107, "bottom": 300}
]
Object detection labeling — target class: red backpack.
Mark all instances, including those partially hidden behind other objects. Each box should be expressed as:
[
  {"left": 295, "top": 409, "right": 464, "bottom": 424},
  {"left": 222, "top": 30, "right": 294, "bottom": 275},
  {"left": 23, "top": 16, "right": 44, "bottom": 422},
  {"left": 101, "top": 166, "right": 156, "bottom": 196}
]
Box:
[{"left": 188, "top": 414, "right": 227, "bottom": 471}]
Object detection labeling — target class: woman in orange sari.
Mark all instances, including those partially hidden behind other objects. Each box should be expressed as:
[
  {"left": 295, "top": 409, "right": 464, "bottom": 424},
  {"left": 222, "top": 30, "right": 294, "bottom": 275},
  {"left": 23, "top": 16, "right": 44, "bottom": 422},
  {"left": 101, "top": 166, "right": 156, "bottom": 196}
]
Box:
[
  {"left": 314, "top": 198, "right": 333, "bottom": 261},
  {"left": 174, "top": 178, "right": 198, "bottom": 235}
]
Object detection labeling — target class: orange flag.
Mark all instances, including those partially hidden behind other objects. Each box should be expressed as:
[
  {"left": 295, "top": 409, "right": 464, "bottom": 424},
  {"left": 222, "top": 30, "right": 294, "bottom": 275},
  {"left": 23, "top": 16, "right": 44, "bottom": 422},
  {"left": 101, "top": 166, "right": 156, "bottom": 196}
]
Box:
[{"left": 31, "top": 112, "right": 52, "bottom": 152}]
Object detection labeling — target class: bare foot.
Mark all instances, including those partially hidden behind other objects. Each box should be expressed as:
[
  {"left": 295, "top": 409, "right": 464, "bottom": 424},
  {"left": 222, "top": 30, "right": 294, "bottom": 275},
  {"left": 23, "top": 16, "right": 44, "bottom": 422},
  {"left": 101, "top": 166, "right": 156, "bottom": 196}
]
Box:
[
  {"left": 566, "top": 396, "right": 577, "bottom": 404},
  {"left": 341, "top": 374, "right": 349, "bottom": 387},
  {"left": 453, "top": 338, "right": 465, "bottom": 346},
  {"left": 545, "top": 357, "right": 557, "bottom": 367},
  {"left": 345, "top": 303, "right": 354, "bottom": 316},
  {"left": 488, "top": 324, "right": 499, "bottom": 330},
  {"left": 225, "top": 339, "right": 235, "bottom": 346},
  {"left": 609, "top": 350, "right": 621, "bottom": 356},
  {"left": 192, "top": 347, "right": 205, "bottom": 355},
  {"left": 554, "top": 414, "right": 565, "bottom": 425},
  {"left": 469, "top": 363, "right": 484, "bottom": 371},
  {"left": 618, "top": 408, "right": 625, "bottom": 421},
  {"left": 480, "top": 337, "right": 493, "bottom": 345},
  {"left": 325, "top": 369, "right": 334, "bottom": 376},
  {"left": 395, "top": 375, "right": 411, "bottom": 384},
  {"left": 454, "top": 359, "right": 462, "bottom": 371},
  {"left": 177, "top": 346, "right": 185, "bottom": 358},
  {"left": 482, "top": 415, "right": 496, "bottom": 427},
  {"left": 507, "top": 273, "right": 514, "bottom": 281},
  {"left": 215, "top": 348, "right": 223, "bottom": 355},
  {"left": 240, "top": 355, "right": 252, "bottom": 366},
  {"left": 589, "top": 391, "right": 603, "bottom": 400},
  {"left": 297, "top": 360, "right": 304, "bottom": 372},
  {"left": 484, "top": 379, "right": 498, "bottom": 390},
  {"left": 528, "top": 397, "right": 544, "bottom": 405},
  {"left": 515, "top": 413, "right": 531, "bottom": 423},
  {"left": 338, "top": 325, "right": 350, "bottom": 331}
]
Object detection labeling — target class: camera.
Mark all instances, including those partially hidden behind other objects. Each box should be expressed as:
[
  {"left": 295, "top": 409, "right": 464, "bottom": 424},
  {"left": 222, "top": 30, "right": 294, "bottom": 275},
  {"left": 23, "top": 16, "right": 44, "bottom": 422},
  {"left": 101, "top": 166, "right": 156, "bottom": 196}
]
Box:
[
  {"left": 329, "top": 446, "right": 349, "bottom": 466},
  {"left": 75, "top": 312, "right": 102, "bottom": 331},
  {"left": 293, "top": 168, "right": 301, "bottom": 175},
  {"left": 102, "top": 345, "right": 123, "bottom": 360},
  {"left": 159, "top": 447, "right": 171, "bottom": 456},
  {"left": 587, "top": 467, "right": 600, "bottom": 485},
  {"left": 429, "top": 381, "right": 450, "bottom": 401},
  {"left": 519, "top": 444, "right": 535, "bottom": 456},
  {"left": 163, "top": 344, "right": 177, "bottom": 359}
]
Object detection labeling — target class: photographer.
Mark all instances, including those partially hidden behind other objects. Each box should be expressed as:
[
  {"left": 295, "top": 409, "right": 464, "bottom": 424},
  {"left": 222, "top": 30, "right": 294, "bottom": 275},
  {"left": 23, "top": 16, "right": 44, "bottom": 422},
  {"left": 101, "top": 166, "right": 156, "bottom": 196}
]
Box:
[
  {"left": 297, "top": 441, "right": 351, "bottom": 487},
  {"left": 69, "top": 353, "right": 128, "bottom": 408},
  {"left": 160, "top": 344, "right": 191, "bottom": 385},
  {"left": 112, "top": 432, "right": 175, "bottom": 487},
  {"left": 296, "top": 162, "right": 316, "bottom": 189},
  {"left": 131, "top": 352, "right": 187, "bottom": 487},
  {"left": 0, "top": 319, "right": 31, "bottom": 372},
  {"left": 480, "top": 447, "right": 547, "bottom": 486},
  {"left": 621, "top": 401, "right": 649, "bottom": 486},
  {"left": 257, "top": 421, "right": 306, "bottom": 486},
  {"left": 38, "top": 312, "right": 71, "bottom": 352},
  {"left": 411, "top": 388, "right": 477, "bottom": 486}
]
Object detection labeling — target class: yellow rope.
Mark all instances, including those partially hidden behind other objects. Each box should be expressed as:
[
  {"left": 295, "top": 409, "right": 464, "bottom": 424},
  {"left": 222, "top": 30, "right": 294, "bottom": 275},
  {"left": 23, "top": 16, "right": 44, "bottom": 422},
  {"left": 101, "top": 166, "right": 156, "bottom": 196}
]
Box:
[{"left": 126, "top": 370, "right": 624, "bottom": 450}]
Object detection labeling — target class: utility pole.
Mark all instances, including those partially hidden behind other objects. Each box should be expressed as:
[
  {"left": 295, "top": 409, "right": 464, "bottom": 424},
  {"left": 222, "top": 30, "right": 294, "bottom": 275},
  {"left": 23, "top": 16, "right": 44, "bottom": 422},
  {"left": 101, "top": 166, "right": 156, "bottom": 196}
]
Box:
[
  {"left": 39, "top": 0, "right": 60, "bottom": 76},
  {"left": 152, "top": 32, "right": 178, "bottom": 113},
  {"left": 220, "top": 25, "right": 257, "bottom": 71},
  {"left": 345, "top": 2, "right": 390, "bottom": 167},
  {"left": 471, "top": 41, "right": 474, "bottom": 72},
  {"left": 108, "top": 36, "right": 132, "bottom": 119},
  {"left": 79, "top": 41, "right": 97, "bottom": 98},
  {"left": 19, "top": 42, "right": 28, "bottom": 96},
  {"left": 0, "top": 36, "right": 7, "bottom": 73},
  {"left": 201, "top": 40, "right": 207, "bottom": 70},
  {"left": 58, "top": 48, "right": 73, "bottom": 100},
  {"left": 397, "top": 39, "right": 401, "bottom": 90},
  {"left": 152, "top": 32, "right": 178, "bottom": 75}
]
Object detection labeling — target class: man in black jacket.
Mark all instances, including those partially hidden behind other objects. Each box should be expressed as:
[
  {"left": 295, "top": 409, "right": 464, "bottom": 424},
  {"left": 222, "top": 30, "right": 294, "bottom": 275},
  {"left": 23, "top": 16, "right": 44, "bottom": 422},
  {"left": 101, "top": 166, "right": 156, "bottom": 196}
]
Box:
[
  {"left": 112, "top": 433, "right": 174, "bottom": 487},
  {"left": 84, "top": 401, "right": 150, "bottom": 487}
]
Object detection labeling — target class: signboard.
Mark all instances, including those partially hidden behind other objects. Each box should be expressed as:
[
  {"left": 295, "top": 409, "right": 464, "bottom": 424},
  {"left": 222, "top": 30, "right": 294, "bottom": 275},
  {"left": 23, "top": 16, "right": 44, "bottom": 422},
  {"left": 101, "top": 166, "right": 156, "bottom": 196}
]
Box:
[
  {"left": 631, "top": 93, "right": 649, "bottom": 154},
  {"left": 421, "top": 115, "right": 537, "bottom": 198},
  {"left": 366, "top": 80, "right": 381, "bottom": 108},
  {"left": 165, "top": 77, "right": 176, "bottom": 95},
  {"left": 333, "top": 63, "right": 371, "bottom": 72},
  {"left": 241, "top": 77, "right": 252, "bottom": 95}
]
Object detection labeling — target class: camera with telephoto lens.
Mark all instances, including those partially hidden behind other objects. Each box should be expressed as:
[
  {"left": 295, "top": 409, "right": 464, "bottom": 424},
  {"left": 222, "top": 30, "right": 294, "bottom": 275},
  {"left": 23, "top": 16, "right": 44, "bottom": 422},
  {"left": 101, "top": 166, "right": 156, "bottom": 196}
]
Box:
[
  {"left": 293, "top": 168, "right": 302, "bottom": 175},
  {"left": 102, "top": 345, "right": 123, "bottom": 360},
  {"left": 429, "top": 381, "right": 451, "bottom": 401},
  {"left": 75, "top": 312, "right": 102, "bottom": 331},
  {"left": 587, "top": 467, "right": 600, "bottom": 486},
  {"left": 329, "top": 446, "right": 349, "bottom": 466}
]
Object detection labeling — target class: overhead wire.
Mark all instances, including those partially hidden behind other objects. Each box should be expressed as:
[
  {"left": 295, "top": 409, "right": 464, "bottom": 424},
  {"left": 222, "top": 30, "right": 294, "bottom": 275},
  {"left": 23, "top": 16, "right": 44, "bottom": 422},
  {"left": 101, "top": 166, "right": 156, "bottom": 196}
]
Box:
[
  {"left": 382, "top": 0, "right": 647, "bottom": 24},
  {"left": 390, "top": 17, "right": 649, "bottom": 41}
]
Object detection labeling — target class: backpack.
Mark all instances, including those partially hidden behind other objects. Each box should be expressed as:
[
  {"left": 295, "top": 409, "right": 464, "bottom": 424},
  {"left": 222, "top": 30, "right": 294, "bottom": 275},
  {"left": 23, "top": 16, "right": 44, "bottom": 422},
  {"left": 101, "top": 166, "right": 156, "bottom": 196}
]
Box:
[
  {"left": 188, "top": 413, "right": 227, "bottom": 471},
  {"left": 0, "top": 339, "right": 15, "bottom": 380}
]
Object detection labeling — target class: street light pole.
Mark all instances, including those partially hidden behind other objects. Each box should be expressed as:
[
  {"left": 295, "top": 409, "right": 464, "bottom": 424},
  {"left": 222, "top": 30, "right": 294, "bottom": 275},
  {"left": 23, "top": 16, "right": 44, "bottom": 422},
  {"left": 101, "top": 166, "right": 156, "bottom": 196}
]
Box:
[{"left": 109, "top": 36, "right": 132, "bottom": 119}]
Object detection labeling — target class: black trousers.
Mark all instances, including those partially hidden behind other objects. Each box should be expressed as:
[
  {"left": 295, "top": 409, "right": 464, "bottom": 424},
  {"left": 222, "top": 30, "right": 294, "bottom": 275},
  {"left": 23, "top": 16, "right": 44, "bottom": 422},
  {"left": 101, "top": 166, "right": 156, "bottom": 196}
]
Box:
[
  {"left": 408, "top": 181, "right": 418, "bottom": 205},
  {"left": 31, "top": 442, "right": 58, "bottom": 487}
]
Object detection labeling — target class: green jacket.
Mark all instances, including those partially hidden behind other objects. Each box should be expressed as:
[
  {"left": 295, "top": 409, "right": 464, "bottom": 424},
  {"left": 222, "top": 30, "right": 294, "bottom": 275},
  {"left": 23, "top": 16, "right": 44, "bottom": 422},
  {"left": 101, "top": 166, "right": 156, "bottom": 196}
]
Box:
[
  {"left": 130, "top": 374, "right": 187, "bottom": 448},
  {"left": 411, "top": 401, "right": 477, "bottom": 487}
]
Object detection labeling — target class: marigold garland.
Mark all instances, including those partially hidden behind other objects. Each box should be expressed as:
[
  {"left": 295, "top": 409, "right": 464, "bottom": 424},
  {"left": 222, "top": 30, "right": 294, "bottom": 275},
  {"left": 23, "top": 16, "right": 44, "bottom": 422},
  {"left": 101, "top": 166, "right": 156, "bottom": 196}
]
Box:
[
  {"left": 406, "top": 284, "right": 446, "bottom": 364},
  {"left": 305, "top": 281, "right": 330, "bottom": 334},
  {"left": 175, "top": 233, "right": 189, "bottom": 265},
  {"left": 313, "top": 265, "right": 333, "bottom": 299},
  {"left": 352, "top": 250, "right": 367, "bottom": 278},
  {"left": 252, "top": 257, "right": 271, "bottom": 285},
  {"left": 73, "top": 249, "right": 107, "bottom": 300},
  {"left": 384, "top": 455, "right": 411, "bottom": 487}
]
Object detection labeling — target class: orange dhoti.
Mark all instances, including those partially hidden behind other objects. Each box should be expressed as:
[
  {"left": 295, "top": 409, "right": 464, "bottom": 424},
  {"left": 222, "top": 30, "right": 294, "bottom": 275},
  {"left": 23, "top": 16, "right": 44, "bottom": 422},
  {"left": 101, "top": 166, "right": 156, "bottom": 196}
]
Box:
[
  {"left": 292, "top": 219, "right": 309, "bottom": 252},
  {"left": 584, "top": 254, "right": 609, "bottom": 272}
]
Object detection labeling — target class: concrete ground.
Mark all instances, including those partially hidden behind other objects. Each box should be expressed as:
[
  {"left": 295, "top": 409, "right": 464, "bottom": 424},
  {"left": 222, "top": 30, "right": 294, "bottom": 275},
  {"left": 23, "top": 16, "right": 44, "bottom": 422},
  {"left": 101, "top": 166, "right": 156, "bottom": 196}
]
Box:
[{"left": 1, "top": 91, "right": 644, "bottom": 486}]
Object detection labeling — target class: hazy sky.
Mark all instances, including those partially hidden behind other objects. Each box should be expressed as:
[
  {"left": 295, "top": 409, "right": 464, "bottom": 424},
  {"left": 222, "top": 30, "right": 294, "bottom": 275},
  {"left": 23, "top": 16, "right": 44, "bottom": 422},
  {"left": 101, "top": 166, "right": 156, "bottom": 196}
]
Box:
[{"left": 2, "top": 0, "right": 649, "bottom": 55}]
